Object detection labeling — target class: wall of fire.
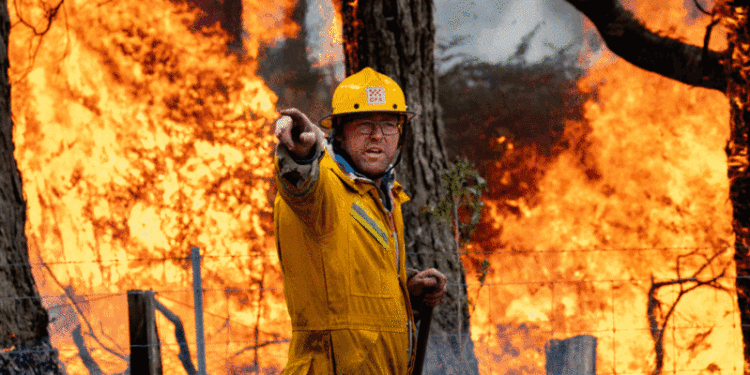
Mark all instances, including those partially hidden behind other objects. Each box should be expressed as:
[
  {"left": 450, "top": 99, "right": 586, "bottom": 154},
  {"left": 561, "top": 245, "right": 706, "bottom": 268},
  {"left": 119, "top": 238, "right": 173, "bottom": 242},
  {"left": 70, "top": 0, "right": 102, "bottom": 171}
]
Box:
[{"left": 7, "top": 0, "right": 743, "bottom": 374}]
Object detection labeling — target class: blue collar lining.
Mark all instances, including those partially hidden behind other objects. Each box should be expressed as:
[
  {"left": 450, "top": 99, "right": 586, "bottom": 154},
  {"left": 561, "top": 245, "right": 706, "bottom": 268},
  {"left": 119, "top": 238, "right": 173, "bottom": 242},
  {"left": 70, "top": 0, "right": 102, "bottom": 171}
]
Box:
[{"left": 331, "top": 146, "right": 396, "bottom": 211}]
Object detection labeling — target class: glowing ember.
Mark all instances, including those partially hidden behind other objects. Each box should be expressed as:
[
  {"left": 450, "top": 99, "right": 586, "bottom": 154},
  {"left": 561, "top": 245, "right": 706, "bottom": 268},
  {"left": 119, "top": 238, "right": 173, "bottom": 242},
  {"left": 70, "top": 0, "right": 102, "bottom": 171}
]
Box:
[{"left": 10, "top": 0, "right": 295, "bottom": 373}]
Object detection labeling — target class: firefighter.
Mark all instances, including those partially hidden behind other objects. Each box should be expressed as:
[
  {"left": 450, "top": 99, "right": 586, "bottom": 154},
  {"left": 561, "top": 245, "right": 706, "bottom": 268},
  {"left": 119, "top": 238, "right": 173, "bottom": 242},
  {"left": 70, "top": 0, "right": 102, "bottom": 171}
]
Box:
[{"left": 274, "top": 67, "right": 448, "bottom": 374}]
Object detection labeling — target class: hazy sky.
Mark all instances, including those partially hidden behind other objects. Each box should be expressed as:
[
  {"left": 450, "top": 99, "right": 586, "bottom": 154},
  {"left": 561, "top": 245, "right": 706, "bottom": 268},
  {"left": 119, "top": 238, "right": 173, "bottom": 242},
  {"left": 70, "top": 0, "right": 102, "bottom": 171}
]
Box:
[
  {"left": 434, "top": 0, "right": 583, "bottom": 63},
  {"left": 305, "top": 0, "right": 584, "bottom": 72}
]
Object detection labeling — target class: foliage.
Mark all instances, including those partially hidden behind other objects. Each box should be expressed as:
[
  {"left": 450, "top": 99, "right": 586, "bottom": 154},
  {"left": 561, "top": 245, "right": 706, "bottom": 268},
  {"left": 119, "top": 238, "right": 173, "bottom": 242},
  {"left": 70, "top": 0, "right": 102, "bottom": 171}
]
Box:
[
  {"left": 422, "top": 157, "right": 487, "bottom": 247},
  {"left": 436, "top": 37, "right": 594, "bottom": 294},
  {"left": 421, "top": 156, "right": 491, "bottom": 319}
]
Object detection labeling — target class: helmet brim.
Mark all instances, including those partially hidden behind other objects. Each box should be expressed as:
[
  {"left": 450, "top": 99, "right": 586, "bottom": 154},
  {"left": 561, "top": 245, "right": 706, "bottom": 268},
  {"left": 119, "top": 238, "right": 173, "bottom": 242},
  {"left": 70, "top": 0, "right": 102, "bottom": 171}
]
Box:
[{"left": 319, "top": 110, "right": 416, "bottom": 130}]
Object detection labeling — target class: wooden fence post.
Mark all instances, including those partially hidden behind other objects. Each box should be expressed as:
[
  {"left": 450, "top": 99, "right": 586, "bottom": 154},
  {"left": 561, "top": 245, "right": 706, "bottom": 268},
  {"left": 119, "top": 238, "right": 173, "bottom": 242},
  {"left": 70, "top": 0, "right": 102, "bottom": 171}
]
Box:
[
  {"left": 128, "top": 290, "right": 163, "bottom": 375},
  {"left": 545, "top": 334, "right": 597, "bottom": 375}
]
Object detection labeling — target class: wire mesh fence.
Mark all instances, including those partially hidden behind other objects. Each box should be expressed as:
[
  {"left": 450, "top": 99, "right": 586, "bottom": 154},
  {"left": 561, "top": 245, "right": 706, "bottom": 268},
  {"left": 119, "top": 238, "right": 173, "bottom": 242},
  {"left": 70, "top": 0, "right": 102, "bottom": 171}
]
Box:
[{"left": 2, "top": 245, "right": 744, "bottom": 374}]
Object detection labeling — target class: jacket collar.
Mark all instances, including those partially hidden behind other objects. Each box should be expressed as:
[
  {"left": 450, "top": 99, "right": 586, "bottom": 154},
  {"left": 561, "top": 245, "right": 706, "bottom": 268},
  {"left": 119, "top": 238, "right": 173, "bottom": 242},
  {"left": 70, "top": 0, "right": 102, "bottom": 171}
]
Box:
[{"left": 323, "top": 144, "right": 409, "bottom": 207}]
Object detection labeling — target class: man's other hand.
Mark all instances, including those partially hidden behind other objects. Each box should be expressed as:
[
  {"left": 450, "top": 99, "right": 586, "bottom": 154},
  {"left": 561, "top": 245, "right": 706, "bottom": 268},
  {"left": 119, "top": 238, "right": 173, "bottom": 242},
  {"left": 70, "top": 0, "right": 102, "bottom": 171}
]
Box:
[
  {"left": 407, "top": 268, "right": 448, "bottom": 307},
  {"left": 275, "top": 108, "right": 318, "bottom": 160}
]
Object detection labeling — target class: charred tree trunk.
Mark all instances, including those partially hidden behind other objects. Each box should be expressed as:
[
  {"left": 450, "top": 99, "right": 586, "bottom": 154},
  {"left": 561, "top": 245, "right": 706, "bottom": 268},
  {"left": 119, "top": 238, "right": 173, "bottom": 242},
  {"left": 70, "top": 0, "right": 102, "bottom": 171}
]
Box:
[
  {"left": 0, "top": 2, "right": 61, "bottom": 373},
  {"left": 340, "top": 1, "right": 480, "bottom": 373},
  {"left": 720, "top": 3, "right": 750, "bottom": 373},
  {"left": 729, "top": 96, "right": 750, "bottom": 372},
  {"left": 222, "top": 0, "right": 243, "bottom": 56},
  {"left": 187, "top": 0, "right": 243, "bottom": 55}
]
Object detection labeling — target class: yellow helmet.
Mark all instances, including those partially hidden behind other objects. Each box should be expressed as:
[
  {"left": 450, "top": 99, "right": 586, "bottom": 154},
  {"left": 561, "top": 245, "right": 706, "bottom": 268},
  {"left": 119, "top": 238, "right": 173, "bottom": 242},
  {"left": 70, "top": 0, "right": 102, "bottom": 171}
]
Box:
[{"left": 320, "top": 67, "right": 415, "bottom": 129}]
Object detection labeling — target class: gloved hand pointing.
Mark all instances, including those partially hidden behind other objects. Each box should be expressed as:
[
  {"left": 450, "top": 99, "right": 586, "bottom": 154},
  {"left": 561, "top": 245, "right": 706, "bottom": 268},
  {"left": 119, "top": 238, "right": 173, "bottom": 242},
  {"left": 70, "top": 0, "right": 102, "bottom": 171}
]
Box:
[{"left": 275, "top": 108, "right": 318, "bottom": 160}]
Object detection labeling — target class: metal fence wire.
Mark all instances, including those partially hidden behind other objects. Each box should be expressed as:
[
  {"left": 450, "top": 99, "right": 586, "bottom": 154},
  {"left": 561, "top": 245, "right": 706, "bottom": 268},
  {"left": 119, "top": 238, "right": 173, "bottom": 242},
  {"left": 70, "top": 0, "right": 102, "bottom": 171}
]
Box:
[{"left": 1, "top": 244, "right": 745, "bottom": 374}]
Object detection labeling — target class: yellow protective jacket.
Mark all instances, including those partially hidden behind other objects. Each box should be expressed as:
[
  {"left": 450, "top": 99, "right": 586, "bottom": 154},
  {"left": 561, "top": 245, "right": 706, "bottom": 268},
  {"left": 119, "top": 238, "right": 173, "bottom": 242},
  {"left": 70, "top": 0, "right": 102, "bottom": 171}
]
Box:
[{"left": 274, "top": 134, "right": 415, "bottom": 375}]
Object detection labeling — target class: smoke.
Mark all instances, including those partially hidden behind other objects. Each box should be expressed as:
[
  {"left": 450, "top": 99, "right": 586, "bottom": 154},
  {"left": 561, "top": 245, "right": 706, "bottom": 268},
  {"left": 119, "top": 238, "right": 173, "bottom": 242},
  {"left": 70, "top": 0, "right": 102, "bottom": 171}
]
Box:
[
  {"left": 304, "top": 0, "right": 585, "bottom": 70},
  {"left": 434, "top": 0, "right": 584, "bottom": 66}
]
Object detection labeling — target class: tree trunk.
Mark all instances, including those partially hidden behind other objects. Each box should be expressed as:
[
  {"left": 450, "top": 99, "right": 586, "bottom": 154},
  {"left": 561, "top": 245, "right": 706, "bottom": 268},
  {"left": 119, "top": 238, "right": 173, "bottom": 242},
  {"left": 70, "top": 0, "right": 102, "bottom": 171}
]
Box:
[
  {"left": 720, "top": 3, "right": 750, "bottom": 373},
  {"left": 222, "top": 0, "right": 244, "bottom": 55},
  {"left": 340, "top": 1, "right": 480, "bottom": 373},
  {"left": 0, "top": 1, "right": 62, "bottom": 373},
  {"left": 728, "top": 98, "right": 750, "bottom": 373}
]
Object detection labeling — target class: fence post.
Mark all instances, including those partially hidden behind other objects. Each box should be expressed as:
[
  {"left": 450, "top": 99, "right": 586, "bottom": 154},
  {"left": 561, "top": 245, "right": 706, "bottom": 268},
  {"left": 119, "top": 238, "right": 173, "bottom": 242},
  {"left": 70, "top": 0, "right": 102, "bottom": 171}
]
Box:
[
  {"left": 545, "top": 334, "right": 597, "bottom": 375},
  {"left": 128, "top": 290, "right": 163, "bottom": 375},
  {"left": 192, "top": 246, "right": 208, "bottom": 375}
]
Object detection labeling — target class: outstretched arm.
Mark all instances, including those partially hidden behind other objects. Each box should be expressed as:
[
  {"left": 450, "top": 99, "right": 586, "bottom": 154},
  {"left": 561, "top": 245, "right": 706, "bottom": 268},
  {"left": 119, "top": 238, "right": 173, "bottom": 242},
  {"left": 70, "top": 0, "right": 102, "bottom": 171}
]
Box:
[
  {"left": 274, "top": 108, "right": 326, "bottom": 195},
  {"left": 276, "top": 108, "right": 320, "bottom": 160}
]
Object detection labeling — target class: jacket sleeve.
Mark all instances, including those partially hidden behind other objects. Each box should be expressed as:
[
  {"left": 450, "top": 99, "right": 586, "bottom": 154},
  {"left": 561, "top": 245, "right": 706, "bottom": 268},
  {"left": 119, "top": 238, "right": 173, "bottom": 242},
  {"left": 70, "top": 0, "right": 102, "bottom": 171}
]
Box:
[
  {"left": 406, "top": 268, "right": 422, "bottom": 323},
  {"left": 275, "top": 143, "right": 323, "bottom": 195},
  {"left": 274, "top": 127, "right": 332, "bottom": 231}
]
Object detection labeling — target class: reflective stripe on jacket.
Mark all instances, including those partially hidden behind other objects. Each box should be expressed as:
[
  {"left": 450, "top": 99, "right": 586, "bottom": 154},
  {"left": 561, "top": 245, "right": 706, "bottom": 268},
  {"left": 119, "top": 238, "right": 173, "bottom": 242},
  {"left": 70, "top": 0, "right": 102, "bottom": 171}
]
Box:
[{"left": 274, "top": 141, "right": 415, "bottom": 375}]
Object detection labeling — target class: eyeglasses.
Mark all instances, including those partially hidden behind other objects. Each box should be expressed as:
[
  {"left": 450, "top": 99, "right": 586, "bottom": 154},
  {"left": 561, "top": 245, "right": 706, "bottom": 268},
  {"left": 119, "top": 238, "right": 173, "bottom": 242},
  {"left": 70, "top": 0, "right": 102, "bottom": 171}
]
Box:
[{"left": 352, "top": 121, "right": 401, "bottom": 136}]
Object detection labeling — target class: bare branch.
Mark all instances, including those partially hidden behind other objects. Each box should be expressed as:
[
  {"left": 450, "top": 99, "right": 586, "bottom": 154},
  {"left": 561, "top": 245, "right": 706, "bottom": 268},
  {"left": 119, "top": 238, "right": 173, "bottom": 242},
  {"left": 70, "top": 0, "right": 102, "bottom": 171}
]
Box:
[
  {"left": 693, "top": 0, "right": 712, "bottom": 16},
  {"left": 10, "top": 0, "right": 72, "bottom": 87},
  {"left": 647, "top": 248, "right": 731, "bottom": 375},
  {"left": 13, "top": 0, "right": 64, "bottom": 36},
  {"left": 153, "top": 299, "right": 197, "bottom": 375},
  {"left": 563, "top": 0, "right": 728, "bottom": 92},
  {"left": 71, "top": 325, "right": 103, "bottom": 375},
  {"left": 41, "top": 262, "right": 128, "bottom": 362}
]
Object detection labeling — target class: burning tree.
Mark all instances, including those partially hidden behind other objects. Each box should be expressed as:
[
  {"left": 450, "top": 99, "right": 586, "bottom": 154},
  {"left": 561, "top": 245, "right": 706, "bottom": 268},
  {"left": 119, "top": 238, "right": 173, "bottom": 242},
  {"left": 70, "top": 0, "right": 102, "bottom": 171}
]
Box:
[
  {"left": 338, "top": 0, "right": 481, "bottom": 373},
  {"left": 563, "top": 0, "right": 750, "bottom": 370},
  {"left": 0, "top": 1, "right": 62, "bottom": 373}
]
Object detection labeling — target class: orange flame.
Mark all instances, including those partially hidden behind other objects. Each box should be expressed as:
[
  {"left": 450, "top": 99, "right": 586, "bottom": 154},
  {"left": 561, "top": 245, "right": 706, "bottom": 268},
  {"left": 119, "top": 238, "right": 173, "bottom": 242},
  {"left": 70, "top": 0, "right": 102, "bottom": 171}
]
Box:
[
  {"left": 242, "top": 0, "right": 299, "bottom": 59},
  {"left": 10, "top": 0, "right": 295, "bottom": 373},
  {"left": 466, "top": 1, "right": 741, "bottom": 374},
  {"left": 312, "top": 0, "right": 344, "bottom": 69},
  {"left": 9, "top": 0, "right": 742, "bottom": 374}
]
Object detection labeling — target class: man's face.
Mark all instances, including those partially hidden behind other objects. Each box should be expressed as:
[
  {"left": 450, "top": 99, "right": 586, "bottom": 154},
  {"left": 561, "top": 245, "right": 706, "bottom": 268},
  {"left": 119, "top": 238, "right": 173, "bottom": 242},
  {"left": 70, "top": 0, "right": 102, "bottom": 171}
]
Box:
[{"left": 339, "top": 113, "right": 402, "bottom": 178}]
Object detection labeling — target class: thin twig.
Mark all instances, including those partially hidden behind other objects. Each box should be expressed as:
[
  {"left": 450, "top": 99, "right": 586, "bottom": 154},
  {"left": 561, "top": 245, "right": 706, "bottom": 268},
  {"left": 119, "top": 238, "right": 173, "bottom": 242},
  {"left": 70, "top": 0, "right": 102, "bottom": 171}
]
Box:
[
  {"left": 9, "top": 0, "right": 70, "bottom": 86},
  {"left": 231, "top": 337, "right": 290, "bottom": 358},
  {"left": 13, "top": 0, "right": 65, "bottom": 36},
  {"left": 97, "top": 320, "right": 126, "bottom": 355},
  {"left": 95, "top": 0, "right": 118, "bottom": 6},
  {"left": 153, "top": 298, "right": 197, "bottom": 375},
  {"left": 702, "top": 16, "right": 721, "bottom": 78},
  {"left": 40, "top": 262, "right": 128, "bottom": 362},
  {"left": 693, "top": 0, "right": 712, "bottom": 16},
  {"left": 647, "top": 247, "right": 730, "bottom": 375},
  {"left": 252, "top": 261, "right": 268, "bottom": 373},
  {"left": 72, "top": 325, "right": 103, "bottom": 375}
]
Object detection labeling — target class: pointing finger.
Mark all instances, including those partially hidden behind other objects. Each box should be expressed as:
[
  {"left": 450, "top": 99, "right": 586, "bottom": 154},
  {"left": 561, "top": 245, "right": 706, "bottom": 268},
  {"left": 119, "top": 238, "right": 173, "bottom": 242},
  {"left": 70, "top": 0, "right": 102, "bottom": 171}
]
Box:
[
  {"left": 276, "top": 117, "right": 295, "bottom": 150},
  {"left": 279, "top": 108, "right": 313, "bottom": 131},
  {"left": 275, "top": 116, "right": 292, "bottom": 136},
  {"left": 279, "top": 108, "right": 303, "bottom": 126},
  {"left": 299, "top": 131, "right": 317, "bottom": 147}
]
